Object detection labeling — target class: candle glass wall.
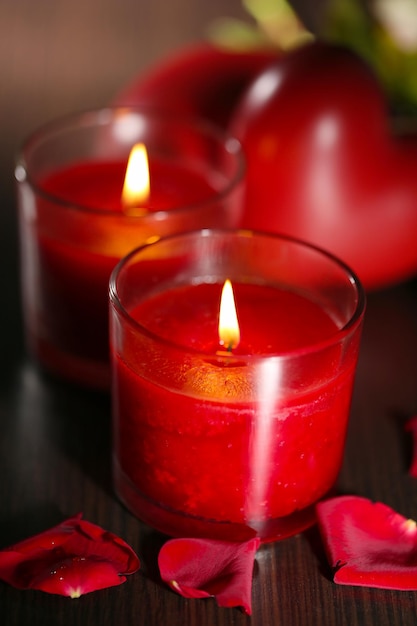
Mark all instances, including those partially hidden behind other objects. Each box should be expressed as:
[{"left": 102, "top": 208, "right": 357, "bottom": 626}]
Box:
[
  {"left": 16, "top": 108, "right": 244, "bottom": 389},
  {"left": 110, "top": 230, "right": 366, "bottom": 542}
]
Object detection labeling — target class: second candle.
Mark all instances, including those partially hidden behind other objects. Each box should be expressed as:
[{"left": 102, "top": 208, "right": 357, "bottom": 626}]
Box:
[{"left": 16, "top": 108, "right": 244, "bottom": 389}]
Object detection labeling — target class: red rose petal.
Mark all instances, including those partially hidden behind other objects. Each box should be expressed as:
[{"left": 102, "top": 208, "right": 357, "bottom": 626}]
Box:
[
  {"left": 0, "top": 514, "right": 140, "bottom": 597},
  {"left": 21, "top": 555, "right": 126, "bottom": 598},
  {"left": 158, "top": 537, "right": 260, "bottom": 614},
  {"left": 405, "top": 416, "right": 417, "bottom": 477},
  {"left": 316, "top": 496, "right": 417, "bottom": 590}
]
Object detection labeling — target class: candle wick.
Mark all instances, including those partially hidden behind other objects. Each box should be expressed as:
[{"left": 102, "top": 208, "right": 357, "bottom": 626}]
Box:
[{"left": 216, "top": 341, "right": 234, "bottom": 356}]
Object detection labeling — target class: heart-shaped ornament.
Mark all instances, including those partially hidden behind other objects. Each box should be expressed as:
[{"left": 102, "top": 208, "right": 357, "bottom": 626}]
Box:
[{"left": 230, "top": 42, "right": 417, "bottom": 289}]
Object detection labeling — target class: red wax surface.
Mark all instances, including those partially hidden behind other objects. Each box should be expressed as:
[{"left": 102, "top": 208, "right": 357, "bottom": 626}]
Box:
[
  {"left": 132, "top": 282, "right": 339, "bottom": 353},
  {"left": 42, "top": 160, "right": 216, "bottom": 211},
  {"left": 25, "top": 160, "right": 215, "bottom": 388},
  {"left": 112, "top": 283, "right": 358, "bottom": 540}
]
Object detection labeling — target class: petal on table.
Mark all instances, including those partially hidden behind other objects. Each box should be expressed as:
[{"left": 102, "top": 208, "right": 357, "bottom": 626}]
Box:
[
  {"left": 158, "top": 537, "right": 260, "bottom": 614},
  {"left": 0, "top": 514, "right": 140, "bottom": 597},
  {"left": 316, "top": 495, "right": 417, "bottom": 590}
]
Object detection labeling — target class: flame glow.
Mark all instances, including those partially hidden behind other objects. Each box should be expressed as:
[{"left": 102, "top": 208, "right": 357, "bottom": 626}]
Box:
[
  {"left": 218, "top": 279, "right": 240, "bottom": 351},
  {"left": 122, "top": 143, "right": 150, "bottom": 211}
]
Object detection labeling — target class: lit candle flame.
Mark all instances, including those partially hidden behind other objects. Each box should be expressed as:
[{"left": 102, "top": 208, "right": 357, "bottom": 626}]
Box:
[
  {"left": 218, "top": 279, "right": 240, "bottom": 351},
  {"left": 121, "top": 143, "right": 150, "bottom": 214}
]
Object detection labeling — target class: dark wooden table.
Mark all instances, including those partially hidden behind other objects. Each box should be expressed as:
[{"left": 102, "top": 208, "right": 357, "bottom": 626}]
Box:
[{"left": 1, "top": 1, "right": 417, "bottom": 624}]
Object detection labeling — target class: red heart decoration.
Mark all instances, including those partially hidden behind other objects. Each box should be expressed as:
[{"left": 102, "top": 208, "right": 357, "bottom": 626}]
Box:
[{"left": 230, "top": 42, "right": 417, "bottom": 289}]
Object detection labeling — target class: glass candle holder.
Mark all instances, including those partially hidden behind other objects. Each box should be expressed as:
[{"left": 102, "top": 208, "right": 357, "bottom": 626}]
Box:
[
  {"left": 16, "top": 108, "right": 244, "bottom": 389},
  {"left": 109, "top": 229, "right": 365, "bottom": 542}
]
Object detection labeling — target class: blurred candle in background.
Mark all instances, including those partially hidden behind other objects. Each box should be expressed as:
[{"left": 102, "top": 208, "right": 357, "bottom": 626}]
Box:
[{"left": 15, "top": 108, "right": 244, "bottom": 389}]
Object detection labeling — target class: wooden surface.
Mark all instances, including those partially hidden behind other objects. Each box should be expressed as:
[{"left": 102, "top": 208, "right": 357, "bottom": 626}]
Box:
[{"left": 1, "top": 1, "right": 417, "bottom": 624}]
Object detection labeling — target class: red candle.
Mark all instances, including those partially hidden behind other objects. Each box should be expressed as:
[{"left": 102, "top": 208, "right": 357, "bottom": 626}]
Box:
[
  {"left": 16, "top": 109, "right": 243, "bottom": 389},
  {"left": 33, "top": 160, "right": 214, "bottom": 374},
  {"left": 110, "top": 231, "right": 365, "bottom": 542}
]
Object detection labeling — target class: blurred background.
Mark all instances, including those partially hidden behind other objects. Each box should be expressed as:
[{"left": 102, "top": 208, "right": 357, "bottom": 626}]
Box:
[
  {"left": 0, "top": 0, "right": 318, "bottom": 359},
  {"left": 2, "top": 0, "right": 416, "bottom": 359},
  {"left": 0, "top": 0, "right": 322, "bottom": 202}
]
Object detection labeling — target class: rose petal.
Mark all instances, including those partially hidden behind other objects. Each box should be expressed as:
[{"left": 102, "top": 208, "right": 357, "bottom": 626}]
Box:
[
  {"left": 316, "top": 495, "right": 417, "bottom": 589},
  {"left": 20, "top": 555, "right": 127, "bottom": 597},
  {"left": 405, "top": 415, "right": 417, "bottom": 477},
  {"left": 158, "top": 537, "right": 260, "bottom": 614},
  {"left": 0, "top": 514, "right": 140, "bottom": 596}
]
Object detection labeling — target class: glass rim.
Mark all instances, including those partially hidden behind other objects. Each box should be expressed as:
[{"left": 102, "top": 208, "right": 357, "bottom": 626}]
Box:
[
  {"left": 14, "top": 106, "right": 245, "bottom": 218},
  {"left": 109, "top": 228, "right": 366, "bottom": 361}
]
